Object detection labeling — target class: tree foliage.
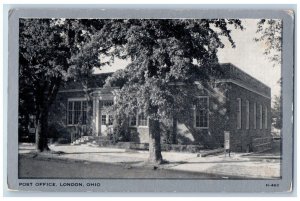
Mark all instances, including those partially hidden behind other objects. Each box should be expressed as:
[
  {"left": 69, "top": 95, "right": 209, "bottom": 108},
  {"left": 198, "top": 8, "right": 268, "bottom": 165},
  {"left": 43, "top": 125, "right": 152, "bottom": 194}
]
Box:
[
  {"left": 255, "top": 19, "right": 282, "bottom": 65},
  {"left": 19, "top": 18, "right": 105, "bottom": 151},
  {"left": 19, "top": 18, "right": 243, "bottom": 160},
  {"left": 93, "top": 19, "right": 244, "bottom": 163},
  {"left": 272, "top": 95, "right": 282, "bottom": 129}
]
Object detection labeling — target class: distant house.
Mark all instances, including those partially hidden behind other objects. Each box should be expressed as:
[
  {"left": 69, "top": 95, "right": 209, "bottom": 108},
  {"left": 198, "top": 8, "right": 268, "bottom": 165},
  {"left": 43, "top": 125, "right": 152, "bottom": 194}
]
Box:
[{"left": 48, "top": 63, "right": 272, "bottom": 152}]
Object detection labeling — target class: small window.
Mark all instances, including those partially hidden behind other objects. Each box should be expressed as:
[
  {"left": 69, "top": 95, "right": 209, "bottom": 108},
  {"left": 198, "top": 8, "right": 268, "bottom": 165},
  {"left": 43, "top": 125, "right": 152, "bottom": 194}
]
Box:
[
  {"left": 195, "top": 97, "right": 209, "bottom": 128},
  {"left": 237, "top": 98, "right": 242, "bottom": 129},
  {"left": 246, "top": 100, "right": 249, "bottom": 129},
  {"left": 101, "top": 115, "right": 107, "bottom": 125},
  {"left": 138, "top": 112, "right": 148, "bottom": 126},
  {"left": 101, "top": 100, "right": 114, "bottom": 108}
]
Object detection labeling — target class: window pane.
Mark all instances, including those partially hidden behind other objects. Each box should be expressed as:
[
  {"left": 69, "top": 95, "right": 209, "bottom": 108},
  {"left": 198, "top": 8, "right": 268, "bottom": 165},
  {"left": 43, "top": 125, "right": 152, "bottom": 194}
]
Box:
[
  {"left": 68, "top": 110, "right": 73, "bottom": 125},
  {"left": 108, "top": 115, "right": 114, "bottom": 125},
  {"left": 138, "top": 113, "right": 147, "bottom": 126},
  {"left": 265, "top": 107, "right": 268, "bottom": 129},
  {"left": 82, "top": 101, "right": 87, "bottom": 110},
  {"left": 73, "top": 101, "right": 81, "bottom": 124},
  {"left": 129, "top": 115, "right": 137, "bottom": 126},
  {"left": 67, "top": 101, "right": 73, "bottom": 125},
  {"left": 237, "top": 98, "right": 241, "bottom": 129},
  {"left": 101, "top": 115, "right": 107, "bottom": 125},
  {"left": 246, "top": 101, "right": 249, "bottom": 129},
  {"left": 195, "top": 97, "right": 209, "bottom": 128},
  {"left": 101, "top": 100, "right": 114, "bottom": 107},
  {"left": 82, "top": 110, "right": 87, "bottom": 124},
  {"left": 68, "top": 101, "right": 73, "bottom": 110},
  {"left": 253, "top": 103, "right": 257, "bottom": 129},
  {"left": 260, "top": 105, "right": 263, "bottom": 129},
  {"left": 74, "top": 101, "right": 81, "bottom": 110}
]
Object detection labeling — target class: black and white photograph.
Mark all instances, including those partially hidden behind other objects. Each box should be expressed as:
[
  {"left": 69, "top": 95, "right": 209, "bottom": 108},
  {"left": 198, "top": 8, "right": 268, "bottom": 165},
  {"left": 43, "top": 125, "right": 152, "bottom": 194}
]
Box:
[
  {"left": 5, "top": 7, "right": 294, "bottom": 193},
  {"left": 18, "top": 18, "right": 282, "bottom": 179}
]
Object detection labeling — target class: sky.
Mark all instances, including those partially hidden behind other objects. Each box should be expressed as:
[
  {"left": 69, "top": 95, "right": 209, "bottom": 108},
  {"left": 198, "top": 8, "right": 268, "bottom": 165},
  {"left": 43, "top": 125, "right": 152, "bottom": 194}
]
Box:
[{"left": 94, "top": 19, "right": 281, "bottom": 101}]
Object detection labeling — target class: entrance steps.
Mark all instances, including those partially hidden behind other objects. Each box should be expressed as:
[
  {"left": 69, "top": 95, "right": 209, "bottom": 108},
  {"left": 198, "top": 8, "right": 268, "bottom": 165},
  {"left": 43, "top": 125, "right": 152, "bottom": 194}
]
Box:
[{"left": 71, "top": 136, "right": 109, "bottom": 146}]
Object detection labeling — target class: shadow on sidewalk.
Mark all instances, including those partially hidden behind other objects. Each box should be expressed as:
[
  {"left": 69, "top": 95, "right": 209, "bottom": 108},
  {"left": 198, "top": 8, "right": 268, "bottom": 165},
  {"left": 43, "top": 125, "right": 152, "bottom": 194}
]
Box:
[{"left": 166, "top": 159, "right": 262, "bottom": 165}]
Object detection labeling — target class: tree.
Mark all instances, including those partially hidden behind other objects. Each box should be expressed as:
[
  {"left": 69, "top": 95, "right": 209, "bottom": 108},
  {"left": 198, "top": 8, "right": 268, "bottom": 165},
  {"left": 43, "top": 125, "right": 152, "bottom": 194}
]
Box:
[
  {"left": 255, "top": 19, "right": 283, "bottom": 131},
  {"left": 272, "top": 95, "right": 282, "bottom": 129},
  {"left": 19, "top": 19, "right": 105, "bottom": 151},
  {"left": 89, "top": 19, "right": 244, "bottom": 164},
  {"left": 255, "top": 19, "right": 282, "bottom": 66}
]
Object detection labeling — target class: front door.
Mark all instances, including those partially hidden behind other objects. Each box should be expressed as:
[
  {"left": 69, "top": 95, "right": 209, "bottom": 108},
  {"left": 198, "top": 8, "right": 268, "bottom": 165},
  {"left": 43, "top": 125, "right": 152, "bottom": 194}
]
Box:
[
  {"left": 100, "top": 112, "right": 114, "bottom": 136},
  {"left": 99, "top": 99, "right": 114, "bottom": 137}
]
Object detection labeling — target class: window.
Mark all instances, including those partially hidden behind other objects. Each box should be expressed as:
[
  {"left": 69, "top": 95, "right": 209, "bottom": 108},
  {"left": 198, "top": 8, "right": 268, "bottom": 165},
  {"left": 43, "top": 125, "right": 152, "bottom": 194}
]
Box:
[
  {"left": 138, "top": 112, "right": 148, "bottom": 126},
  {"left": 129, "top": 115, "right": 137, "bottom": 127},
  {"left": 265, "top": 106, "right": 268, "bottom": 129},
  {"left": 67, "top": 100, "right": 87, "bottom": 125},
  {"left": 101, "top": 115, "right": 107, "bottom": 125},
  {"left": 108, "top": 115, "right": 114, "bottom": 125},
  {"left": 259, "top": 104, "right": 263, "bottom": 129},
  {"left": 195, "top": 97, "right": 209, "bottom": 128},
  {"left": 101, "top": 100, "right": 114, "bottom": 108},
  {"left": 237, "top": 98, "right": 242, "bottom": 129},
  {"left": 246, "top": 100, "right": 249, "bottom": 129},
  {"left": 253, "top": 103, "right": 257, "bottom": 129}
]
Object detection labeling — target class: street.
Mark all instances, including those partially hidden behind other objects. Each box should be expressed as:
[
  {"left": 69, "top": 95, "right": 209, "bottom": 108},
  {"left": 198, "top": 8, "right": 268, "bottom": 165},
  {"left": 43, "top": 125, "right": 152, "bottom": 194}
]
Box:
[
  {"left": 18, "top": 140, "right": 281, "bottom": 179},
  {"left": 19, "top": 155, "right": 223, "bottom": 179}
]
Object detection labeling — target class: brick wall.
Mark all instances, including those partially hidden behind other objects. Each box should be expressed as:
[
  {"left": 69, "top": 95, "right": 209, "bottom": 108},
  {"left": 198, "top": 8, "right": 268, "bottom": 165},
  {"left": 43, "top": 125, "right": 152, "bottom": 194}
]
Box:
[{"left": 225, "top": 82, "right": 272, "bottom": 152}]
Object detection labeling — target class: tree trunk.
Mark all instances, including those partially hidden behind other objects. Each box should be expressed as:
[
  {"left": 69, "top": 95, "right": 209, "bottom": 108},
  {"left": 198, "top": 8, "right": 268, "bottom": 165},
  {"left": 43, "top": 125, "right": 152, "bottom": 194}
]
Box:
[
  {"left": 148, "top": 119, "right": 163, "bottom": 164},
  {"left": 171, "top": 116, "right": 177, "bottom": 144},
  {"left": 35, "top": 108, "right": 50, "bottom": 152}
]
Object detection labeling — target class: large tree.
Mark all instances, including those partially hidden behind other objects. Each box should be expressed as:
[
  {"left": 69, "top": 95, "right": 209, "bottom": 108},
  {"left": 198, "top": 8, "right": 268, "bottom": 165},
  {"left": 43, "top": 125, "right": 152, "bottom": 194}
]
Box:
[
  {"left": 19, "top": 19, "right": 104, "bottom": 151},
  {"left": 89, "top": 19, "right": 244, "bottom": 164}
]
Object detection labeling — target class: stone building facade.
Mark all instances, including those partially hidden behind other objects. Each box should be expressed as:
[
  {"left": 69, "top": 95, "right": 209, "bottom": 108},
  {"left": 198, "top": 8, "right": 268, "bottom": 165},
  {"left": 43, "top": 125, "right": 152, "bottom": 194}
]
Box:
[{"left": 48, "top": 63, "right": 272, "bottom": 152}]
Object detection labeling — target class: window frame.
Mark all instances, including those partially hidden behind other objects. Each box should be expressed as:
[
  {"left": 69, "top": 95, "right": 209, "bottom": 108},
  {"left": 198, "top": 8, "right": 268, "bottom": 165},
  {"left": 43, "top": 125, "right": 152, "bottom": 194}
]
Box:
[
  {"left": 259, "top": 104, "right": 263, "bottom": 129},
  {"left": 101, "top": 114, "right": 107, "bottom": 126},
  {"left": 138, "top": 112, "right": 148, "bottom": 127},
  {"left": 246, "top": 100, "right": 250, "bottom": 130},
  {"left": 253, "top": 102, "right": 257, "bottom": 129},
  {"left": 194, "top": 96, "right": 209, "bottom": 129},
  {"left": 264, "top": 106, "right": 268, "bottom": 129},
  {"left": 237, "top": 98, "right": 242, "bottom": 129},
  {"left": 108, "top": 114, "right": 114, "bottom": 126},
  {"left": 129, "top": 114, "right": 138, "bottom": 127},
  {"left": 67, "top": 98, "right": 87, "bottom": 126}
]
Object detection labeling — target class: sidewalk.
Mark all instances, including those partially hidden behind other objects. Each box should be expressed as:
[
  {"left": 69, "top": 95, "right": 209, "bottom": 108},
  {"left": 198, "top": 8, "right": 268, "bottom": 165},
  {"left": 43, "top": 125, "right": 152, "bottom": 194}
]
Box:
[{"left": 19, "top": 143, "right": 281, "bottom": 179}]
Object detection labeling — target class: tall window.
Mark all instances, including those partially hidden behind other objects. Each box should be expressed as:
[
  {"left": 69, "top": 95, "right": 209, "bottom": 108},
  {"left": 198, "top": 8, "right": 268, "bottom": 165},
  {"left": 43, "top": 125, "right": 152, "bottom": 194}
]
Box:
[
  {"left": 246, "top": 100, "right": 249, "bottom": 129},
  {"left": 259, "top": 104, "right": 263, "bottom": 129},
  {"left": 237, "top": 98, "right": 242, "bottom": 129},
  {"left": 253, "top": 102, "right": 257, "bottom": 129},
  {"left": 68, "top": 100, "right": 87, "bottom": 125},
  {"left": 195, "top": 97, "right": 209, "bottom": 128},
  {"left": 265, "top": 106, "right": 268, "bottom": 129},
  {"left": 138, "top": 112, "right": 148, "bottom": 126}
]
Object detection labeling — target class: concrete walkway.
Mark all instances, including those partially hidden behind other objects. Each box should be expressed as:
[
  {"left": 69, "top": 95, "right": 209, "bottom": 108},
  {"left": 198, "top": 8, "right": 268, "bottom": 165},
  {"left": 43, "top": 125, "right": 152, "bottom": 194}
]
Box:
[{"left": 19, "top": 143, "right": 281, "bottom": 179}]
